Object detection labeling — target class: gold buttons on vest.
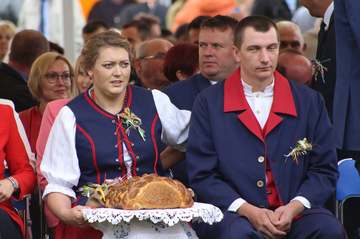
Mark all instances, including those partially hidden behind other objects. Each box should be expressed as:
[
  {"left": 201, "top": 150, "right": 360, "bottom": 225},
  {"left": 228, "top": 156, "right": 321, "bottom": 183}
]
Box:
[
  {"left": 257, "top": 180, "right": 264, "bottom": 188},
  {"left": 258, "top": 156, "right": 265, "bottom": 163}
]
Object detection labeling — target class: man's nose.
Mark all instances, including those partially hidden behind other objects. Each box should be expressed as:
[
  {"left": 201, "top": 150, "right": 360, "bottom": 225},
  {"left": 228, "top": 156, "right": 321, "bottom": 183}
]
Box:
[
  {"left": 259, "top": 49, "right": 270, "bottom": 63},
  {"left": 203, "top": 46, "right": 215, "bottom": 56}
]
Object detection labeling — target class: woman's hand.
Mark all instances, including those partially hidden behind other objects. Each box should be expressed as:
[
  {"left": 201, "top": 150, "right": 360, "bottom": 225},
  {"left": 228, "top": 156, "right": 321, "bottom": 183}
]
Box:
[
  {"left": 0, "top": 178, "right": 15, "bottom": 202},
  {"left": 46, "top": 192, "right": 89, "bottom": 226},
  {"left": 59, "top": 205, "right": 88, "bottom": 226}
]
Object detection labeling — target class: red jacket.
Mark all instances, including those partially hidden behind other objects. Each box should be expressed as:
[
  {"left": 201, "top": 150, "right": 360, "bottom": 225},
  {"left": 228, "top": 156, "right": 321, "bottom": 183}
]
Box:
[{"left": 0, "top": 102, "right": 36, "bottom": 236}]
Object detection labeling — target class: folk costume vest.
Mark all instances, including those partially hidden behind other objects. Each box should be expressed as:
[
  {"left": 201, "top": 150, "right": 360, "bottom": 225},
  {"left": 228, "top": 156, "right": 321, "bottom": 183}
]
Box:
[{"left": 67, "top": 85, "right": 167, "bottom": 204}]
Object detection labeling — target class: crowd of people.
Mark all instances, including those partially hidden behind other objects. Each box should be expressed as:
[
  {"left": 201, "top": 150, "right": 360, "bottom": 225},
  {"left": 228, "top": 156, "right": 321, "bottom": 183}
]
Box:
[{"left": 0, "top": 0, "right": 359, "bottom": 239}]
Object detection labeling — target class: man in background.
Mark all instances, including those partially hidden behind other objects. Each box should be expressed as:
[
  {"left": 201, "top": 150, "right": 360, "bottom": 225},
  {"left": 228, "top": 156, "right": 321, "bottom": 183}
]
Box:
[{"left": 0, "top": 30, "right": 49, "bottom": 112}]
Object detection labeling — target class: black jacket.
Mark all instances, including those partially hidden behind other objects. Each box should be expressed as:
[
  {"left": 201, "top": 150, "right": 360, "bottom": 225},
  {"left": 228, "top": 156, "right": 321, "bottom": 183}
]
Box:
[{"left": 0, "top": 63, "right": 37, "bottom": 112}]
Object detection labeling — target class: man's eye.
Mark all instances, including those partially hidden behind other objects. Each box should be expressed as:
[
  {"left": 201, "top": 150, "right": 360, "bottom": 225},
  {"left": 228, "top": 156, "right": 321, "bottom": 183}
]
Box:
[
  {"left": 199, "top": 43, "right": 206, "bottom": 48},
  {"left": 213, "top": 43, "right": 222, "bottom": 49},
  {"left": 268, "top": 45, "right": 278, "bottom": 51}
]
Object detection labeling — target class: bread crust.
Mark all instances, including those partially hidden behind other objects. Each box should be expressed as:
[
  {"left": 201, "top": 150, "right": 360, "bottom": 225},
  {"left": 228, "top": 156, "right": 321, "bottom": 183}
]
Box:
[{"left": 105, "top": 174, "right": 194, "bottom": 209}]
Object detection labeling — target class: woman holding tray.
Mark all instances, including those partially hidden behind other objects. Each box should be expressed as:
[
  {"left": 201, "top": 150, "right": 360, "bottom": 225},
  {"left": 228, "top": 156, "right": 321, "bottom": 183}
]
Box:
[{"left": 40, "top": 30, "right": 191, "bottom": 239}]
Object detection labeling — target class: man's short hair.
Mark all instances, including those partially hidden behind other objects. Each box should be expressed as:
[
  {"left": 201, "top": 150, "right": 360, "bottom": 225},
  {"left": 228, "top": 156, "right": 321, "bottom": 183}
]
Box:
[
  {"left": 9, "top": 30, "right": 49, "bottom": 67},
  {"left": 187, "top": 16, "right": 210, "bottom": 32},
  {"left": 82, "top": 20, "right": 109, "bottom": 34},
  {"left": 200, "top": 15, "right": 238, "bottom": 32},
  {"left": 134, "top": 13, "right": 160, "bottom": 26},
  {"left": 122, "top": 20, "right": 152, "bottom": 41},
  {"left": 234, "top": 16, "right": 279, "bottom": 47}
]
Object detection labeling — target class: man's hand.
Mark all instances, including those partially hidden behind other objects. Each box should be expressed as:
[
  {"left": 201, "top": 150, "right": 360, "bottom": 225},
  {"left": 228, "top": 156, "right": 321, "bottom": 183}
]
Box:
[
  {"left": 238, "top": 203, "right": 287, "bottom": 239},
  {"left": 272, "top": 200, "right": 305, "bottom": 232},
  {"left": 0, "top": 178, "right": 15, "bottom": 202}
]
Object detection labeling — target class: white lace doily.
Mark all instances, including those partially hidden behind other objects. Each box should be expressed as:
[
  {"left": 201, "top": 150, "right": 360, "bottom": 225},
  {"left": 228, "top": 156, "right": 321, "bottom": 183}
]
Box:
[{"left": 82, "top": 202, "right": 223, "bottom": 227}]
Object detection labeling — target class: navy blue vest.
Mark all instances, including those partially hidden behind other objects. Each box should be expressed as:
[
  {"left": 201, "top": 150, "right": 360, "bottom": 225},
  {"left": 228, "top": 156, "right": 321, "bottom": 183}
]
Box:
[{"left": 67, "top": 86, "right": 167, "bottom": 204}]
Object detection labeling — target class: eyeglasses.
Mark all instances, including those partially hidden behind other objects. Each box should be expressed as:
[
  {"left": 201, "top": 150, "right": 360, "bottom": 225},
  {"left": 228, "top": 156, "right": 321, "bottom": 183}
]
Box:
[
  {"left": 139, "top": 52, "right": 167, "bottom": 60},
  {"left": 44, "top": 72, "right": 72, "bottom": 84}
]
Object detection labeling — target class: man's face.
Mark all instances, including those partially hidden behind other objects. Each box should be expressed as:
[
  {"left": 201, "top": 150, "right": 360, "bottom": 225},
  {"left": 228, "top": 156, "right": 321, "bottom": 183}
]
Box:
[
  {"left": 198, "top": 27, "right": 238, "bottom": 81},
  {"left": 149, "top": 24, "right": 161, "bottom": 39},
  {"left": 136, "top": 40, "right": 173, "bottom": 89},
  {"left": 237, "top": 27, "right": 279, "bottom": 84},
  {"left": 121, "top": 27, "right": 142, "bottom": 49},
  {"left": 278, "top": 26, "right": 305, "bottom": 52}
]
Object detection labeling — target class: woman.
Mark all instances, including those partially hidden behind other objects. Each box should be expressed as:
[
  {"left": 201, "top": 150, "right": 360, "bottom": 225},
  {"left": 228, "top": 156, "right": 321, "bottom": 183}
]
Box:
[
  {"left": 40, "top": 30, "right": 190, "bottom": 239},
  {"left": 19, "top": 52, "right": 78, "bottom": 152},
  {"left": 74, "top": 55, "right": 92, "bottom": 93},
  {"left": 0, "top": 20, "right": 16, "bottom": 62},
  {"left": 0, "top": 99, "right": 36, "bottom": 239}
]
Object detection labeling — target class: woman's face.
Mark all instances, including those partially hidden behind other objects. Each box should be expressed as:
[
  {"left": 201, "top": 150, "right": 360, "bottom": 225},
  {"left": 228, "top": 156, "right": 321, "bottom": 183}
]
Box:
[
  {"left": 88, "top": 46, "right": 131, "bottom": 99},
  {"left": 41, "top": 59, "right": 72, "bottom": 102},
  {"left": 0, "top": 27, "right": 14, "bottom": 58},
  {"left": 76, "top": 67, "right": 91, "bottom": 93}
]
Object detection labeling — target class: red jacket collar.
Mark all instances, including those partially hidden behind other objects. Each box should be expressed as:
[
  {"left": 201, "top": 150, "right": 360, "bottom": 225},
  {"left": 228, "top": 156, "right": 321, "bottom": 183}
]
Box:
[{"left": 224, "top": 68, "right": 297, "bottom": 117}]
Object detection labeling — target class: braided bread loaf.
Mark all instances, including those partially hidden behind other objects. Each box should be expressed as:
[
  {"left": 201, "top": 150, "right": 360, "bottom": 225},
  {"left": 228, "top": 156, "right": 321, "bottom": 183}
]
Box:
[{"left": 105, "top": 174, "right": 194, "bottom": 210}]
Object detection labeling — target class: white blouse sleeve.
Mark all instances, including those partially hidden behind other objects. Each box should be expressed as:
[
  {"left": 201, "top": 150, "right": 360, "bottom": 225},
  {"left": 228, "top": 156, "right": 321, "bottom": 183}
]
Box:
[
  {"left": 41, "top": 106, "right": 80, "bottom": 200},
  {"left": 151, "top": 90, "right": 191, "bottom": 151}
]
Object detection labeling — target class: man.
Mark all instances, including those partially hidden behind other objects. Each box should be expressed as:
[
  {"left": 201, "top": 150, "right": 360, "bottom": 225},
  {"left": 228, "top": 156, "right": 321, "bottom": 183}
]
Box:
[
  {"left": 121, "top": 19, "right": 155, "bottom": 50},
  {"left": 300, "top": 0, "right": 335, "bottom": 119},
  {"left": 0, "top": 30, "right": 49, "bottom": 112},
  {"left": 276, "top": 20, "right": 306, "bottom": 53},
  {"left": 134, "top": 38, "right": 173, "bottom": 89},
  {"left": 277, "top": 48, "right": 312, "bottom": 85},
  {"left": 332, "top": 0, "right": 360, "bottom": 166},
  {"left": 135, "top": 14, "right": 162, "bottom": 40},
  {"left": 165, "top": 15, "right": 238, "bottom": 110},
  {"left": 163, "top": 15, "right": 238, "bottom": 185},
  {"left": 187, "top": 16, "right": 344, "bottom": 239}
]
